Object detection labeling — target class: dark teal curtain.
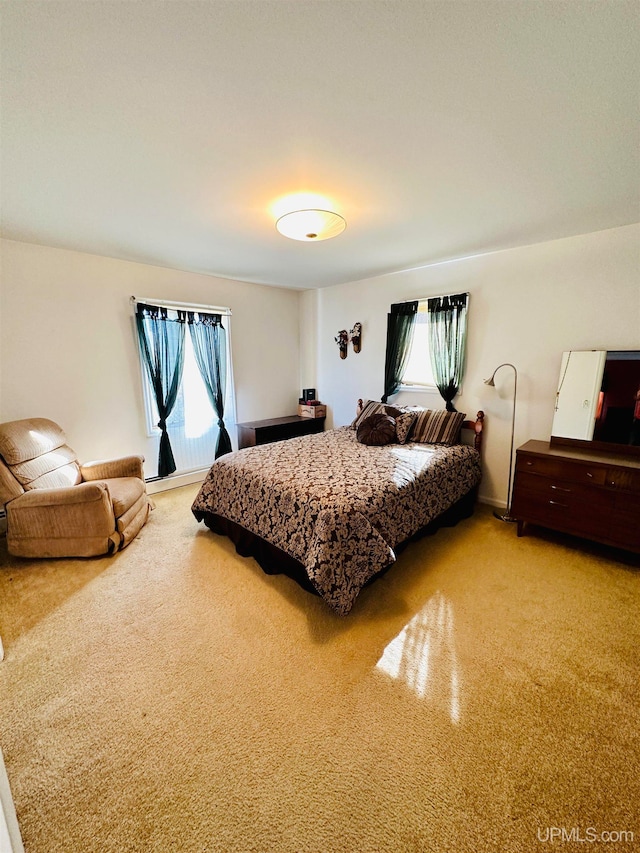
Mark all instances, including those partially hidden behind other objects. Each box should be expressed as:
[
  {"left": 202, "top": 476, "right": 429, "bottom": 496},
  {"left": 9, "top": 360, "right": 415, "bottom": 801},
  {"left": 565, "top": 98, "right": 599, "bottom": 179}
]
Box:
[
  {"left": 187, "top": 312, "right": 232, "bottom": 459},
  {"left": 135, "top": 303, "right": 186, "bottom": 477},
  {"left": 427, "top": 293, "right": 468, "bottom": 412},
  {"left": 382, "top": 301, "right": 418, "bottom": 402}
]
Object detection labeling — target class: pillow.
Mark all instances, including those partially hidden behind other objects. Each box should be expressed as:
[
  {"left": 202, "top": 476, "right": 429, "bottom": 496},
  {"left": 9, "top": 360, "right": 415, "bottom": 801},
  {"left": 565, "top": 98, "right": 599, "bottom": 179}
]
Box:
[
  {"left": 351, "top": 399, "right": 402, "bottom": 430},
  {"left": 356, "top": 413, "right": 397, "bottom": 446},
  {"left": 410, "top": 409, "right": 466, "bottom": 445},
  {"left": 395, "top": 411, "right": 417, "bottom": 444},
  {"left": 398, "top": 404, "right": 426, "bottom": 414}
]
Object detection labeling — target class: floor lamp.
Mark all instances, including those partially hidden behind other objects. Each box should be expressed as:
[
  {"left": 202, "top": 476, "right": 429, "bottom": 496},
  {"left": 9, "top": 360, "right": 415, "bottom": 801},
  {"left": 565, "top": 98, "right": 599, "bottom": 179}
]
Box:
[{"left": 484, "top": 362, "right": 518, "bottom": 522}]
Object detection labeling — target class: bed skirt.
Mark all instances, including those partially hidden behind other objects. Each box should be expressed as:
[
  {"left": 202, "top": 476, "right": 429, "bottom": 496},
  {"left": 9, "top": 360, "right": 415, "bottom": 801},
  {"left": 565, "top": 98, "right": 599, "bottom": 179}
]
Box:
[{"left": 197, "top": 486, "right": 478, "bottom": 599}]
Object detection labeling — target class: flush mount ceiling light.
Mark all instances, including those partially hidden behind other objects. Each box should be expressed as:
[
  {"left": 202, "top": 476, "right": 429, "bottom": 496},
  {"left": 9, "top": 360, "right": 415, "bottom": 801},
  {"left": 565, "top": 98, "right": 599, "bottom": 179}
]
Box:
[{"left": 275, "top": 209, "right": 346, "bottom": 242}]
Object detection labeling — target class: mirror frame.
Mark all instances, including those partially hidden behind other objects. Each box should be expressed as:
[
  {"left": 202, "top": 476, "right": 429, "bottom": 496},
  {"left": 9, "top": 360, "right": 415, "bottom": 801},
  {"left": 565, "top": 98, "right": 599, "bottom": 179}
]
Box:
[{"left": 550, "top": 434, "right": 640, "bottom": 458}]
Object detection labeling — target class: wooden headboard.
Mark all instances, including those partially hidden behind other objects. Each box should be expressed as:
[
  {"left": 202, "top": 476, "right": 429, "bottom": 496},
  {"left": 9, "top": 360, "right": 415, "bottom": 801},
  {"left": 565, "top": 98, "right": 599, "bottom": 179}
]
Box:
[{"left": 462, "top": 410, "right": 484, "bottom": 455}]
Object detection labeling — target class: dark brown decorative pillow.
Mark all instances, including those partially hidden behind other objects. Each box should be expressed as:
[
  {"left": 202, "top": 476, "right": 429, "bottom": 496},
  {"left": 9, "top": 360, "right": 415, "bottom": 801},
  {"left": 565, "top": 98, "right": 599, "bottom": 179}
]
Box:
[
  {"left": 351, "top": 399, "right": 402, "bottom": 430},
  {"left": 356, "top": 413, "right": 397, "bottom": 446}
]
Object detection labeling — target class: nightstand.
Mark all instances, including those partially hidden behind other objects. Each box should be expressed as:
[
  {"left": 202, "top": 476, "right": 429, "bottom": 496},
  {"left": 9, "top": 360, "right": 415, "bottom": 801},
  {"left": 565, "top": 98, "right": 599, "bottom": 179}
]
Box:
[{"left": 237, "top": 415, "right": 325, "bottom": 449}]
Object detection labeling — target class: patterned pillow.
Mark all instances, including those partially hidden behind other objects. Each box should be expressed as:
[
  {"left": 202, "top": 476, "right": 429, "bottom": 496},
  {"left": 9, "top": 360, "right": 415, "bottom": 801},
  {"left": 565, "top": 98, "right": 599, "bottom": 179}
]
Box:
[
  {"left": 410, "top": 409, "right": 466, "bottom": 445},
  {"left": 351, "top": 399, "right": 402, "bottom": 430},
  {"left": 356, "top": 413, "right": 397, "bottom": 446},
  {"left": 395, "top": 412, "right": 417, "bottom": 444},
  {"left": 398, "top": 404, "right": 426, "bottom": 414}
]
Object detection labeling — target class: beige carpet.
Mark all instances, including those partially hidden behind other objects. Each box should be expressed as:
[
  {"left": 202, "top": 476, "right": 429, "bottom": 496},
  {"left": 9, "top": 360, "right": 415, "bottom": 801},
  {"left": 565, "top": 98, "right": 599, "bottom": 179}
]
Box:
[{"left": 0, "top": 486, "right": 638, "bottom": 853}]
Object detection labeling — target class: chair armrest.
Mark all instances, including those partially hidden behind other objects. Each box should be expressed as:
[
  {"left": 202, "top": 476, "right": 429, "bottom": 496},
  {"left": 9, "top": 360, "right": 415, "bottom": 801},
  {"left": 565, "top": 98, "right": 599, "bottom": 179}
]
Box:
[
  {"left": 0, "top": 460, "right": 24, "bottom": 507},
  {"left": 7, "top": 481, "right": 109, "bottom": 509},
  {"left": 6, "top": 482, "right": 117, "bottom": 550},
  {"left": 81, "top": 455, "right": 145, "bottom": 481}
]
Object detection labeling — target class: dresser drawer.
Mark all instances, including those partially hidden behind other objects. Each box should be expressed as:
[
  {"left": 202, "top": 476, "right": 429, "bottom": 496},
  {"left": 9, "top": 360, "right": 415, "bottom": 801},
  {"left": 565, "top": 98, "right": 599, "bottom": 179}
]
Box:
[
  {"left": 611, "top": 493, "right": 640, "bottom": 549},
  {"left": 512, "top": 492, "right": 573, "bottom": 530},
  {"left": 604, "top": 467, "right": 640, "bottom": 493},
  {"left": 512, "top": 473, "right": 613, "bottom": 536},
  {"left": 513, "top": 472, "right": 607, "bottom": 507},
  {"left": 516, "top": 454, "right": 606, "bottom": 486}
]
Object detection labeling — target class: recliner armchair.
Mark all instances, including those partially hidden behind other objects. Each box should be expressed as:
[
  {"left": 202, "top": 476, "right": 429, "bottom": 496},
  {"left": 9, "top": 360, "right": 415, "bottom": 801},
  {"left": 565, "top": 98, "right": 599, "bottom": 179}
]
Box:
[{"left": 0, "top": 418, "right": 153, "bottom": 558}]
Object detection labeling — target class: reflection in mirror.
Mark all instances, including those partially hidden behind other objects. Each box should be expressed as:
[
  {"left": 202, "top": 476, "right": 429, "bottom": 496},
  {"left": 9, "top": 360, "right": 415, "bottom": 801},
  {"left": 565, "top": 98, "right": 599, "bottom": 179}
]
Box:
[
  {"left": 595, "top": 351, "right": 640, "bottom": 446},
  {"left": 552, "top": 350, "right": 640, "bottom": 447},
  {"left": 552, "top": 350, "right": 606, "bottom": 440}
]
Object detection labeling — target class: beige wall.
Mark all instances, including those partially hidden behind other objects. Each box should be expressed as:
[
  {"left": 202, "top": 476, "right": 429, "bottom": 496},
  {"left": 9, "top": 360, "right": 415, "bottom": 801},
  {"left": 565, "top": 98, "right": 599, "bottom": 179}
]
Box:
[
  {"left": 311, "top": 224, "right": 640, "bottom": 507},
  {"left": 298, "top": 288, "right": 319, "bottom": 394},
  {"left": 0, "top": 240, "right": 302, "bottom": 480},
  {"left": 2, "top": 226, "right": 638, "bottom": 505}
]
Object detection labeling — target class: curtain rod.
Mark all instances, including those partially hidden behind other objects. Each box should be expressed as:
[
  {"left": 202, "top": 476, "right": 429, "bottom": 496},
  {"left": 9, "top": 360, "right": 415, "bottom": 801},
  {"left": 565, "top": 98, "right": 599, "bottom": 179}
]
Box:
[
  {"left": 397, "top": 291, "right": 470, "bottom": 303},
  {"left": 130, "top": 295, "right": 231, "bottom": 316}
]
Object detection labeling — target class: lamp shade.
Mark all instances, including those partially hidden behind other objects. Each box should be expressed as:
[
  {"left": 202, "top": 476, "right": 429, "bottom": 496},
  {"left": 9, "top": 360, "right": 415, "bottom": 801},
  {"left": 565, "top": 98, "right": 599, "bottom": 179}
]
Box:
[{"left": 276, "top": 209, "right": 346, "bottom": 242}]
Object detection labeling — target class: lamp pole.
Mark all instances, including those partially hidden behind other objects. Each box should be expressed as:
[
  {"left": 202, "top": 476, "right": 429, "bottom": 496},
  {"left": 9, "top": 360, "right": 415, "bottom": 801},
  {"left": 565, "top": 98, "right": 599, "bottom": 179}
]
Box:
[{"left": 485, "top": 363, "right": 518, "bottom": 522}]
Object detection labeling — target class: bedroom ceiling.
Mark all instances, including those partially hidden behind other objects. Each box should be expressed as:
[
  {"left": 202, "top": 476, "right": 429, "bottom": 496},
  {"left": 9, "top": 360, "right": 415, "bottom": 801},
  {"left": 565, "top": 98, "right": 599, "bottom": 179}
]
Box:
[{"left": 1, "top": 0, "right": 638, "bottom": 290}]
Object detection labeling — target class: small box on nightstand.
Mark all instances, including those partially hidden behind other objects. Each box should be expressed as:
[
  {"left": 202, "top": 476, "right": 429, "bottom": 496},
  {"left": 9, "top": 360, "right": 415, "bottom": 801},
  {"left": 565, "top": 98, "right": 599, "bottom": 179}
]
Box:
[{"left": 298, "top": 404, "right": 327, "bottom": 419}]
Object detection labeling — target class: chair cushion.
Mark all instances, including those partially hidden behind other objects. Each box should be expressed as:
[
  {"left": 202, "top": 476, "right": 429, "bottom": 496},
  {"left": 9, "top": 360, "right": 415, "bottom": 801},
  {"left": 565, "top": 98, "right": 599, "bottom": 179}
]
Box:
[
  {"left": 11, "top": 445, "right": 81, "bottom": 489},
  {"left": 0, "top": 418, "right": 68, "bottom": 465},
  {"left": 102, "top": 477, "right": 146, "bottom": 518}
]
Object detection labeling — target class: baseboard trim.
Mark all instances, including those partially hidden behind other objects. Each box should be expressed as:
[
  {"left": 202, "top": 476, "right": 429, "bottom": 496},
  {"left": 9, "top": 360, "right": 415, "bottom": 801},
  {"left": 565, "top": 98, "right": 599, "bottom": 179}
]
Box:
[
  {"left": 146, "top": 469, "right": 207, "bottom": 495},
  {"left": 477, "top": 494, "right": 507, "bottom": 510}
]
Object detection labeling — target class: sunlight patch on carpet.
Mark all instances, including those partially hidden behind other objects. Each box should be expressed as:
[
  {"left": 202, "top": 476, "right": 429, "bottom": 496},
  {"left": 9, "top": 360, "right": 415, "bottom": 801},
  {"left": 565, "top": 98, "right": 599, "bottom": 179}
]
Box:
[{"left": 376, "top": 590, "right": 461, "bottom": 722}]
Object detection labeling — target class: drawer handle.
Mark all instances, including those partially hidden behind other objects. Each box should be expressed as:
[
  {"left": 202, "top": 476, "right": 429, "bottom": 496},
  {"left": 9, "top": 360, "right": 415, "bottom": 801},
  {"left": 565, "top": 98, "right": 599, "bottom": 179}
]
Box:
[
  {"left": 551, "top": 485, "right": 571, "bottom": 493},
  {"left": 586, "top": 472, "right": 593, "bottom": 478},
  {"left": 549, "top": 500, "right": 568, "bottom": 508},
  {"left": 526, "top": 461, "right": 533, "bottom": 466}
]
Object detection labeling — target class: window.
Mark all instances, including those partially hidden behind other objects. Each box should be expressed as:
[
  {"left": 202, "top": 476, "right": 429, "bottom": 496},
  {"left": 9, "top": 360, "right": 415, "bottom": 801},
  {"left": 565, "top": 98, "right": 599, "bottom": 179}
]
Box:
[
  {"left": 383, "top": 292, "right": 468, "bottom": 408},
  {"left": 400, "top": 301, "right": 436, "bottom": 388},
  {"left": 136, "top": 302, "right": 235, "bottom": 478}
]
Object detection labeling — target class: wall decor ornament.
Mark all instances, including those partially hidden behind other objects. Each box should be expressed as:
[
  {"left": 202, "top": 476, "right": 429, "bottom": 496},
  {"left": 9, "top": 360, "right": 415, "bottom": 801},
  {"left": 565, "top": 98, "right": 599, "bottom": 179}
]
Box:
[
  {"left": 351, "top": 322, "right": 362, "bottom": 353},
  {"left": 335, "top": 330, "right": 349, "bottom": 359}
]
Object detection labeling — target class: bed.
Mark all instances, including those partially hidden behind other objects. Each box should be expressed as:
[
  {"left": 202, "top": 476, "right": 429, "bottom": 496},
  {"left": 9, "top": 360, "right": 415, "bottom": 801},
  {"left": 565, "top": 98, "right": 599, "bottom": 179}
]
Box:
[{"left": 192, "top": 406, "right": 484, "bottom": 615}]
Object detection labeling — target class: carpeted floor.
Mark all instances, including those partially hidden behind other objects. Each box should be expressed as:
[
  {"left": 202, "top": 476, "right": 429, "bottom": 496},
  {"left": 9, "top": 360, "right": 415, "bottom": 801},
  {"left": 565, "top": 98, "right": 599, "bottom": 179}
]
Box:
[{"left": 0, "top": 485, "right": 638, "bottom": 853}]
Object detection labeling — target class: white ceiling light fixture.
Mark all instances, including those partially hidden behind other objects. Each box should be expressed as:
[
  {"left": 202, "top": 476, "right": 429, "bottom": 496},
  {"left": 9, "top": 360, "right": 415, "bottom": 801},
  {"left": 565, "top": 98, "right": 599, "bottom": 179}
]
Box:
[{"left": 276, "top": 209, "right": 346, "bottom": 242}]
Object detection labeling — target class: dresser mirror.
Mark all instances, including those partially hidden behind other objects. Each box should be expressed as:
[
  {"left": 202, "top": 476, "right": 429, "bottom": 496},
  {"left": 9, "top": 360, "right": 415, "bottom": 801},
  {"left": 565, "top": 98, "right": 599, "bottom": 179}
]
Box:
[{"left": 551, "top": 350, "right": 640, "bottom": 456}]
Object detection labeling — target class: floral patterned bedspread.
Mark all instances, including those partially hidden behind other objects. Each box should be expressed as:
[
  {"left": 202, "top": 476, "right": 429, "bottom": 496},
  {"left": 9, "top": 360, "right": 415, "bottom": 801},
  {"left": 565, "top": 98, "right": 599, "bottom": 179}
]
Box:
[{"left": 192, "top": 427, "right": 481, "bottom": 615}]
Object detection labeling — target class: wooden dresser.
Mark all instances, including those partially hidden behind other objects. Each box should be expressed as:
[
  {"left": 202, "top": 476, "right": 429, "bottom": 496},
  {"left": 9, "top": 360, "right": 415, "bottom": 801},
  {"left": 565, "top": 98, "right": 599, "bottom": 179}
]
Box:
[
  {"left": 237, "top": 415, "right": 325, "bottom": 450},
  {"left": 511, "top": 439, "right": 640, "bottom": 553}
]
